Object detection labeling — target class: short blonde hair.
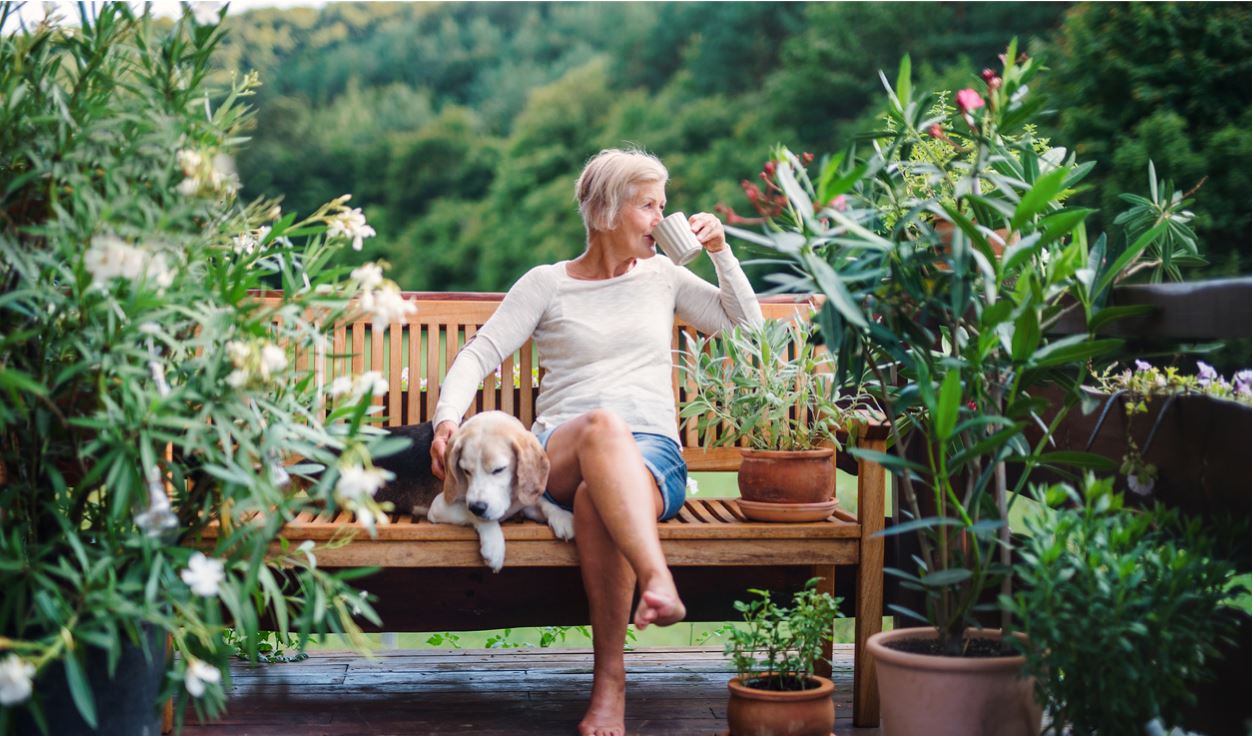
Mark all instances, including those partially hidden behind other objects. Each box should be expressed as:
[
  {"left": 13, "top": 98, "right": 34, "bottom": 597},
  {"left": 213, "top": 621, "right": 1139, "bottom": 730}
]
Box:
[{"left": 575, "top": 148, "right": 668, "bottom": 233}]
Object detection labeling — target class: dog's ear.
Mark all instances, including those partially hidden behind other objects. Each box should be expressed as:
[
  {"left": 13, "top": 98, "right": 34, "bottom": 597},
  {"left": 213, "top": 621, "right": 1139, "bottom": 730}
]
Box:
[
  {"left": 512, "top": 431, "right": 550, "bottom": 505},
  {"left": 442, "top": 431, "right": 468, "bottom": 503}
]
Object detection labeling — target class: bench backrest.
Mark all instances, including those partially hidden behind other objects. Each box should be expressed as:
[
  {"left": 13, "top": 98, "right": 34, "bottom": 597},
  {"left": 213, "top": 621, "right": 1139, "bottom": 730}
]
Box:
[{"left": 263, "top": 292, "right": 819, "bottom": 472}]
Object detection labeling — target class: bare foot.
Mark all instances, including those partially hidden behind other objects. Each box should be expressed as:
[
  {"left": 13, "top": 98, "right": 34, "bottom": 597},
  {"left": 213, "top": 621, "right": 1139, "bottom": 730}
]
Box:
[
  {"left": 578, "top": 680, "right": 625, "bottom": 736},
  {"left": 632, "top": 588, "right": 686, "bottom": 629}
]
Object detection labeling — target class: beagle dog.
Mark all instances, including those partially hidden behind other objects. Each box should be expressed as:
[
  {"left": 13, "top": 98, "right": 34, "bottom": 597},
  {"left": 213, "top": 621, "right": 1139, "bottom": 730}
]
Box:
[{"left": 372, "top": 411, "right": 574, "bottom": 572}]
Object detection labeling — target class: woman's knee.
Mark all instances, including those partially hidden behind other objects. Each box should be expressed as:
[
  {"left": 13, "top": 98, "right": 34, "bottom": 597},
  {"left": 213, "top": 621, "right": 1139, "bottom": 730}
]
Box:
[{"left": 578, "top": 409, "right": 632, "bottom": 446}]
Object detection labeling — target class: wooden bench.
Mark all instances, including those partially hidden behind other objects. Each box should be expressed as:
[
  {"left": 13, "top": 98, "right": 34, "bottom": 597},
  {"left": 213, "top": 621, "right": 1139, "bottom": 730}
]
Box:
[{"left": 215, "top": 292, "right": 887, "bottom": 727}]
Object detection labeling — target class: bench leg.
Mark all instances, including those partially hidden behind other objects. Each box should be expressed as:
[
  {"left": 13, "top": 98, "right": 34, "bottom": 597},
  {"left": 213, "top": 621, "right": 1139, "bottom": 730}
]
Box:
[
  {"left": 854, "top": 439, "right": 886, "bottom": 728},
  {"left": 813, "top": 564, "right": 836, "bottom": 680}
]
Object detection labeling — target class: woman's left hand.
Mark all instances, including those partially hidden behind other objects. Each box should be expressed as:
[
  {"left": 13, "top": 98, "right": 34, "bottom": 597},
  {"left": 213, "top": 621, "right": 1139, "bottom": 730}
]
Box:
[{"left": 689, "top": 212, "right": 727, "bottom": 253}]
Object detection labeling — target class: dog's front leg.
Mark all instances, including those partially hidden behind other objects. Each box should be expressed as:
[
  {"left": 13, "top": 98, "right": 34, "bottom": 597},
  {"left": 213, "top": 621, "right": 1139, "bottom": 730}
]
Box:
[
  {"left": 473, "top": 520, "right": 506, "bottom": 572},
  {"left": 523, "top": 498, "right": 575, "bottom": 541}
]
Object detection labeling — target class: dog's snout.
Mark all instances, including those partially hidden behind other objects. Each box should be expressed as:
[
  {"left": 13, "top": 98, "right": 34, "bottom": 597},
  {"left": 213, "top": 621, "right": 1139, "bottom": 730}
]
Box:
[{"left": 468, "top": 501, "right": 489, "bottom": 518}]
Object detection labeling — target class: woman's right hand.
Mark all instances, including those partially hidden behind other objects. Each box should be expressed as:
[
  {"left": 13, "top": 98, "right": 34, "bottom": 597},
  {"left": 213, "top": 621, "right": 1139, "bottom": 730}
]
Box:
[{"left": 430, "top": 420, "right": 458, "bottom": 480}]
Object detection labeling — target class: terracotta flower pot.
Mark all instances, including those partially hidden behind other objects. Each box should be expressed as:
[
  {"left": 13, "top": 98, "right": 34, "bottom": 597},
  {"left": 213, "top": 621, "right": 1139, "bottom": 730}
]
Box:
[
  {"left": 737, "top": 448, "right": 834, "bottom": 504},
  {"left": 727, "top": 674, "right": 835, "bottom": 736},
  {"left": 868, "top": 627, "right": 1041, "bottom": 736}
]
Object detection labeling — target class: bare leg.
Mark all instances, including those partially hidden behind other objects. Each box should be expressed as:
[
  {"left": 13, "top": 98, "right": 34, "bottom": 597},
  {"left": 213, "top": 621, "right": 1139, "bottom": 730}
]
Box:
[
  {"left": 547, "top": 410, "right": 686, "bottom": 629},
  {"left": 545, "top": 410, "right": 688, "bottom": 736},
  {"left": 572, "top": 481, "right": 631, "bottom": 736}
]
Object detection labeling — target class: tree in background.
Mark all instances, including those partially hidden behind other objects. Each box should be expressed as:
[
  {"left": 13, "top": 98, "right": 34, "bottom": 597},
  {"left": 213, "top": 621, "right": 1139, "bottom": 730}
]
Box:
[{"left": 1042, "top": 3, "right": 1252, "bottom": 275}]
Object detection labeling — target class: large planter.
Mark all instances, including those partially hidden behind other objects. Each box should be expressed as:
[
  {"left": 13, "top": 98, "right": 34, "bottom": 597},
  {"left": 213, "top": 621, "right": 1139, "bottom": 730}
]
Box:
[
  {"left": 737, "top": 448, "right": 836, "bottom": 522},
  {"left": 15, "top": 625, "right": 165, "bottom": 736},
  {"left": 727, "top": 674, "right": 835, "bottom": 736},
  {"left": 868, "top": 627, "right": 1040, "bottom": 736}
]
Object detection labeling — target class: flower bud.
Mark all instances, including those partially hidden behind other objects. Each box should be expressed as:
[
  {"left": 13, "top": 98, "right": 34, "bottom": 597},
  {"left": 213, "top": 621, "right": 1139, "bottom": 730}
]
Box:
[
  {"left": 763, "top": 161, "right": 776, "bottom": 176},
  {"left": 928, "top": 124, "right": 944, "bottom": 139},
  {"left": 981, "top": 68, "right": 996, "bottom": 82},
  {"left": 801, "top": 152, "right": 814, "bottom": 165}
]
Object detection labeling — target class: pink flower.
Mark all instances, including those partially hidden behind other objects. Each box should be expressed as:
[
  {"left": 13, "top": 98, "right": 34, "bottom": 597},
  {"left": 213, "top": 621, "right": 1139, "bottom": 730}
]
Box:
[
  {"left": 831, "top": 195, "right": 848, "bottom": 212},
  {"left": 956, "top": 89, "right": 985, "bottom": 113},
  {"left": 928, "top": 124, "right": 944, "bottom": 139}
]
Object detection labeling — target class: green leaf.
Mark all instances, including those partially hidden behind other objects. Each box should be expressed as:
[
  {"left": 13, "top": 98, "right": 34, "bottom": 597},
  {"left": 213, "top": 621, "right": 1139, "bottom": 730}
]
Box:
[
  {"left": 802, "top": 252, "right": 868, "bottom": 329},
  {"left": 1030, "top": 336, "right": 1122, "bottom": 368},
  {"left": 934, "top": 369, "right": 961, "bottom": 441},
  {"left": 1089, "top": 304, "right": 1153, "bottom": 333},
  {"left": 847, "top": 447, "right": 926, "bottom": 474},
  {"left": 895, "top": 54, "right": 912, "bottom": 114},
  {"left": 921, "top": 568, "right": 973, "bottom": 587},
  {"left": 1011, "top": 309, "right": 1041, "bottom": 363},
  {"left": 1095, "top": 221, "right": 1168, "bottom": 296},
  {"left": 1011, "top": 165, "right": 1070, "bottom": 232},
  {"left": 1034, "top": 451, "right": 1119, "bottom": 471},
  {"left": 64, "top": 650, "right": 99, "bottom": 728}
]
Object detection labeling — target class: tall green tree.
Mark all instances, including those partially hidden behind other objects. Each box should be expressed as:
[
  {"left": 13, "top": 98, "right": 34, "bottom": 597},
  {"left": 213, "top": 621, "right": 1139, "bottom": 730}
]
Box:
[{"left": 1042, "top": 3, "right": 1252, "bottom": 274}]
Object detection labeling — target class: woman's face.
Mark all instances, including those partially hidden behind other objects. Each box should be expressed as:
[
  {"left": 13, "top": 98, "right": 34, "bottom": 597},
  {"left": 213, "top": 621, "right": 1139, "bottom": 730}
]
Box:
[{"left": 615, "top": 181, "right": 666, "bottom": 256}]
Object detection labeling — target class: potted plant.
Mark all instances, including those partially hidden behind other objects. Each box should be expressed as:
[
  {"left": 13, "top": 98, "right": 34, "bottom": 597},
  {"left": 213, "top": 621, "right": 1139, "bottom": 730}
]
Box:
[
  {"left": 1002, "top": 475, "right": 1244, "bottom": 735},
  {"left": 722, "top": 579, "right": 841, "bottom": 736},
  {"left": 724, "top": 40, "right": 1189, "bottom": 734},
  {"left": 680, "top": 316, "right": 870, "bottom": 521},
  {"left": 0, "top": 7, "right": 405, "bottom": 733}
]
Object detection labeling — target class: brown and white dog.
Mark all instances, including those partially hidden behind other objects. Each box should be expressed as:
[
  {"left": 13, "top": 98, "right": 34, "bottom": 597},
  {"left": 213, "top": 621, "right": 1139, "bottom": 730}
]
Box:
[{"left": 372, "top": 411, "right": 574, "bottom": 572}]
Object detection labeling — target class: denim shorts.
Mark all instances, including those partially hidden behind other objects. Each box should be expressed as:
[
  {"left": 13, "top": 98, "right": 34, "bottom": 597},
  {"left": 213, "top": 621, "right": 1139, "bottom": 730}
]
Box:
[{"left": 535, "top": 427, "right": 688, "bottom": 522}]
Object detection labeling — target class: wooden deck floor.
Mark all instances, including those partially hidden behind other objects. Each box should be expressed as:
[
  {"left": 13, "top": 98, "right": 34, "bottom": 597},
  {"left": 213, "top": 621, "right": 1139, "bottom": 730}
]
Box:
[{"left": 181, "top": 644, "right": 880, "bottom": 735}]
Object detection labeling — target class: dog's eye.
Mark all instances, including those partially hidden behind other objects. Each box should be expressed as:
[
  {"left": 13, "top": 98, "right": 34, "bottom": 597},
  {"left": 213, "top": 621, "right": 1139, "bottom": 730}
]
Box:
[{"left": 491, "top": 467, "right": 506, "bottom": 475}]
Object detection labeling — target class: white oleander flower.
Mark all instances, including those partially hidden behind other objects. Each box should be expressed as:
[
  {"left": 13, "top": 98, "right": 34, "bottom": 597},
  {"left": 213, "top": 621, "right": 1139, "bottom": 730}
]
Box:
[
  {"left": 84, "top": 235, "right": 143, "bottom": 286},
  {"left": 176, "top": 177, "right": 199, "bottom": 196},
  {"left": 335, "top": 464, "right": 392, "bottom": 502},
  {"left": 136, "top": 465, "right": 178, "bottom": 537},
  {"left": 138, "top": 322, "right": 162, "bottom": 336},
  {"left": 327, "top": 207, "right": 376, "bottom": 251},
  {"left": 351, "top": 262, "right": 385, "bottom": 291},
  {"left": 184, "top": 658, "right": 221, "bottom": 698},
  {"left": 149, "top": 359, "right": 171, "bottom": 398},
  {"left": 361, "top": 283, "right": 416, "bottom": 331},
  {"left": 231, "top": 226, "right": 271, "bottom": 256},
  {"left": 359, "top": 371, "right": 388, "bottom": 398},
  {"left": 686, "top": 477, "right": 700, "bottom": 495},
  {"left": 225, "top": 369, "right": 248, "bottom": 389},
  {"left": 400, "top": 366, "right": 409, "bottom": 391},
  {"left": 0, "top": 655, "right": 35, "bottom": 706},
  {"left": 226, "top": 340, "right": 250, "bottom": 366},
  {"left": 330, "top": 375, "right": 355, "bottom": 397},
  {"left": 176, "top": 149, "right": 203, "bottom": 175},
  {"left": 259, "top": 344, "right": 288, "bottom": 378},
  {"left": 180, "top": 552, "right": 225, "bottom": 597}
]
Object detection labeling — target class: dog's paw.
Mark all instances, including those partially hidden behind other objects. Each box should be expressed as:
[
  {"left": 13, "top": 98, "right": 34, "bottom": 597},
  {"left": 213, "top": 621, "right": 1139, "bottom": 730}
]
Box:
[
  {"left": 479, "top": 528, "right": 505, "bottom": 573},
  {"left": 546, "top": 507, "right": 575, "bottom": 541}
]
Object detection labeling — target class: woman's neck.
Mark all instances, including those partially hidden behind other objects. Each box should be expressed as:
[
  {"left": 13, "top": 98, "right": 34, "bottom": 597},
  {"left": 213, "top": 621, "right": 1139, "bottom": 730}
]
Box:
[{"left": 569, "top": 233, "right": 637, "bottom": 280}]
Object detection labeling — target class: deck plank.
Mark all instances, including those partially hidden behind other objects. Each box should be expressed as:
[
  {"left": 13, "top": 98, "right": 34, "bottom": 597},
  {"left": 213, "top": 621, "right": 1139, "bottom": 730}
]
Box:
[{"left": 181, "top": 645, "right": 879, "bottom": 735}]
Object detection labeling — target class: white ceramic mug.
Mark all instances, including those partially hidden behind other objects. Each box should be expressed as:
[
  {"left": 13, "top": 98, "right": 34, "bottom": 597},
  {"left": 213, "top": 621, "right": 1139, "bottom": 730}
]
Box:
[{"left": 652, "top": 212, "right": 703, "bottom": 266}]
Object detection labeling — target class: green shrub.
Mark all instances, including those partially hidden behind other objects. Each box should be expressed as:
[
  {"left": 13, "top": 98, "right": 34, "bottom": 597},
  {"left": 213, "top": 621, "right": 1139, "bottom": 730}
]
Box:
[{"left": 1002, "top": 477, "right": 1244, "bottom": 734}]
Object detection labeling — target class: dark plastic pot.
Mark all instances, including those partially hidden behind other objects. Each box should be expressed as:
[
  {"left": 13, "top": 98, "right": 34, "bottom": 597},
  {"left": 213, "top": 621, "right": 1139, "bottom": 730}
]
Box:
[{"left": 16, "top": 625, "right": 165, "bottom": 736}]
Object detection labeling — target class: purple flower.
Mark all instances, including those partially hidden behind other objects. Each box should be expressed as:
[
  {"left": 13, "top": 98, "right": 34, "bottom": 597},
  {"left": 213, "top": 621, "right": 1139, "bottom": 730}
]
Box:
[
  {"left": 1196, "top": 360, "right": 1218, "bottom": 386},
  {"left": 1234, "top": 370, "right": 1252, "bottom": 398},
  {"left": 1134, "top": 360, "right": 1152, "bottom": 372}
]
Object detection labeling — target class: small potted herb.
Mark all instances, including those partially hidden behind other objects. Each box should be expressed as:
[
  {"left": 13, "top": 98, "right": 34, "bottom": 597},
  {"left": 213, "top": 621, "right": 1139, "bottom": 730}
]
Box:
[
  {"left": 722, "top": 579, "right": 841, "bottom": 736},
  {"left": 680, "top": 316, "right": 870, "bottom": 521}
]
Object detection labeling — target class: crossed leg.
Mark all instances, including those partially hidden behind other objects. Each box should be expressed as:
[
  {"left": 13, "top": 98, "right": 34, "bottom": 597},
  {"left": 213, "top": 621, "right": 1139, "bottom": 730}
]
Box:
[{"left": 544, "top": 409, "right": 687, "bottom": 736}]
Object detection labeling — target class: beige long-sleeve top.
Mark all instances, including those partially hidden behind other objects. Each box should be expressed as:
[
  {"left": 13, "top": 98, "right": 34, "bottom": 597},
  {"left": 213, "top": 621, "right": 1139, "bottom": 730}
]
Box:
[{"left": 432, "top": 249, "right": 764, "bottom": 443}]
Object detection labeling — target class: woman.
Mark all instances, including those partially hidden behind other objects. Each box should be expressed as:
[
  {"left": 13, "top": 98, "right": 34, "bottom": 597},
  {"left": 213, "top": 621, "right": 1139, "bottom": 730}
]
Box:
[{"left": 430, "top": 147, "right": 762, "bottom": 736}]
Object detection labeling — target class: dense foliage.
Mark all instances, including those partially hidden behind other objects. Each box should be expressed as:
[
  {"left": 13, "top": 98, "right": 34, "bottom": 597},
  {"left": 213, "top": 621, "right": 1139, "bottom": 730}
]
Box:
[
  {"left": 210, "top": 2, "right": 1250, "bottom": 292},
  {"left": 0, "top": 5, "right": 404, "bottom": 729},
  {"left": 212, "top": 2, "right": 1079, "bottom": 292},
  {"left": 1003, "top": 477, "right": 1242, "bottom": 734}
]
